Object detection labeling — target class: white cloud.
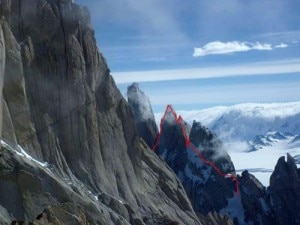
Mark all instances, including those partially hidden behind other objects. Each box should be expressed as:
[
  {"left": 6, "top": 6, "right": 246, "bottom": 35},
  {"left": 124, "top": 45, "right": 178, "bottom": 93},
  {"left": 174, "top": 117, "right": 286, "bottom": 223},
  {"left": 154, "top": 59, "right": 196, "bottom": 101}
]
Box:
[
  {"left": 258, "top": 31, "right": 300, "bottom": 40},
  {"left": 112, "top": 59, "right": 300, "bottom": 84},
  {"left": 193, "top": 41, "right": 274, "bottom": 57},
  {"left": 275, "top": 43, "right": 288, "bottom": 48}
]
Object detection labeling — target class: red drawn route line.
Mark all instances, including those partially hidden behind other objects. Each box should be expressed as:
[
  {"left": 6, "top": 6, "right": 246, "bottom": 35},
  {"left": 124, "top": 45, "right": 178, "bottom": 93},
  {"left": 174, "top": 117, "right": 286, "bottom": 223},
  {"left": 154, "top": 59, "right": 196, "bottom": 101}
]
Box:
[{"left": 152, "top": 104, "right": 239, "bottom": 196}]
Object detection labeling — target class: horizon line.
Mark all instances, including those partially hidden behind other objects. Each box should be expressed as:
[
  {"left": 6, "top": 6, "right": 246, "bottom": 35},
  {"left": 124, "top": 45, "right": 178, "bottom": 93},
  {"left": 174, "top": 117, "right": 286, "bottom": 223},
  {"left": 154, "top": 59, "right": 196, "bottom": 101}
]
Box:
[{"left": 112, "top": 58, "right": 300, "bottom": 84}]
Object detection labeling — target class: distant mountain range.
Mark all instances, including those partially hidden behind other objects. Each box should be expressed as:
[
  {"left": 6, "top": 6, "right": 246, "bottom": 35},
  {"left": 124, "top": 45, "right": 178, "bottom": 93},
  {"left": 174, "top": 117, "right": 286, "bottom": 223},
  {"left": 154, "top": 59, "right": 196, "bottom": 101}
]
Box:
[
  {"left": 248, "top": 131, "right": 300, "bottom": 152},
  {"left": 155, "top": 102, "right": 300, "bottom": 142}
]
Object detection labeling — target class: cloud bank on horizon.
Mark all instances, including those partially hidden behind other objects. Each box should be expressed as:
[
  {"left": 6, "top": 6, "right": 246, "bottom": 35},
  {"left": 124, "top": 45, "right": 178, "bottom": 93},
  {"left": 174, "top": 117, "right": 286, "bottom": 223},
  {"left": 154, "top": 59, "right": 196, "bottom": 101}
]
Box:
[
  {"left": 193, "top": 41, "right": 288, "bottom": 57},
  {"left": 112, "top": 58, "right": 300, "bottom": 84}
]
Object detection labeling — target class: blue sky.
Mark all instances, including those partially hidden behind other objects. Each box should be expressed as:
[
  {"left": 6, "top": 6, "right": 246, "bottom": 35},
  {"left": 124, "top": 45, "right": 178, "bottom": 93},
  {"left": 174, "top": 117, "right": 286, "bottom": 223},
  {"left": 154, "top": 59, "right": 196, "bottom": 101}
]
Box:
[{"left": 76, "top": 0, "right": 300, "bottom": 113}]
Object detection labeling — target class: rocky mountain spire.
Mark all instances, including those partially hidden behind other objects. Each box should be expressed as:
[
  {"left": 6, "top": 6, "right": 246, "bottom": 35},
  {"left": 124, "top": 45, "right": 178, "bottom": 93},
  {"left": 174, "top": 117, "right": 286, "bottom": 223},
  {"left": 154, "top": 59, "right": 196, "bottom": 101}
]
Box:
[
  {"left": 268, "top": 154, "right": 300, "bottom": 225},
  {"left": 156, "top": 107, "right": 237, "bottom": 215},
  {"left": 127, "top": 82, "right": 158, "bottom": 148}
]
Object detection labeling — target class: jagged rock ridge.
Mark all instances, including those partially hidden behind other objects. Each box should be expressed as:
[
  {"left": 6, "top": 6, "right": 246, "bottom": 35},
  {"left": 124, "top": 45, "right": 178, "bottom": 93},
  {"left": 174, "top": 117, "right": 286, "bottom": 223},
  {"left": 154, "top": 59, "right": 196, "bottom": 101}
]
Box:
[
  {"left": 154, "top": 106, "right": 237, "bottom": 215},
  {"left": 128, "top": 83, "right": 300, "bottom": 225}
]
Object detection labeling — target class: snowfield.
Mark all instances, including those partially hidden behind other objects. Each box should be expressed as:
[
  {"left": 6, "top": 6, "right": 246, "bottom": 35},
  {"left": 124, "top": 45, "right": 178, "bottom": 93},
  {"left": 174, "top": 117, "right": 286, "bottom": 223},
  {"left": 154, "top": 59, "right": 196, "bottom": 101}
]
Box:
[{"left": 228, "top": 135, "right": 300, "bottom": 186}]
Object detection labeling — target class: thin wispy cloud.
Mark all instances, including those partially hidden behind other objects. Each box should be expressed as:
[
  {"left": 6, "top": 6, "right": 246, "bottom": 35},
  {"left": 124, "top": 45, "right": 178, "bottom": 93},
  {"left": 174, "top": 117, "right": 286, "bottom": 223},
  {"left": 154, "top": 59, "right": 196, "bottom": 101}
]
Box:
[
  {"left": 193, "top": 41, "right": 287, "bottom": 57},
  {"left": 274, "top": 43, "right": 288, "bottom": 48},
  {"left": 257, "top": 31, "right": 300, "bottom": 39},
  {"left": 112, "top": 59, "right": 300, "bottom": 84}
]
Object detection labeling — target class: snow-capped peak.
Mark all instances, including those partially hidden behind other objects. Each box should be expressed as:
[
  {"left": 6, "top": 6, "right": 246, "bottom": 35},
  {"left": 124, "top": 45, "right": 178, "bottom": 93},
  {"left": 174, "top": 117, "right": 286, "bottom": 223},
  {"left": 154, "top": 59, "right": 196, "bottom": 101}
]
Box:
[{"left": 162, "top": 102, "right": 300, "bottom": 141}]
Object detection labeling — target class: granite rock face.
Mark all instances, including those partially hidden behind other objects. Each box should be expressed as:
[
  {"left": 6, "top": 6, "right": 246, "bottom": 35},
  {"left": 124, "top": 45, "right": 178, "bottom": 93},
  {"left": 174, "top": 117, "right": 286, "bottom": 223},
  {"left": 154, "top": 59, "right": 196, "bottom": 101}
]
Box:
[
  {"left": 0, "top": 1, "right": 204, "bottom": 224},
  {"left": 127, "top": 83, "right": 158, "bottom": 148}
]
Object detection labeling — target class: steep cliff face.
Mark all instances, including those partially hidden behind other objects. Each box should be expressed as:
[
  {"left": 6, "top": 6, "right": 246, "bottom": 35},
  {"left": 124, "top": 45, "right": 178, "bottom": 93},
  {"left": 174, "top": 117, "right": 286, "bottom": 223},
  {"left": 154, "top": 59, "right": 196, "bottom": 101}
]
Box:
[
  {"left": 0, "top": 1, "right": 203, "bottom": 224},
  {"left": 0, "top": 22, "right": 5, "bottom": 138},
  {"left": 156, "top": 110, "right": 237, "bottom": 216},
  {"left": 268, "top": 154, "right": 300, "bottom": 225},
  {"left": 127, "top": 83, "right": 158, "bottom": 148},
  {"left": 238, "top": 170, "right": 275, "bottom": 225},
  {"left": 189, "top": 121, "right": 235, "bottom": 174}
]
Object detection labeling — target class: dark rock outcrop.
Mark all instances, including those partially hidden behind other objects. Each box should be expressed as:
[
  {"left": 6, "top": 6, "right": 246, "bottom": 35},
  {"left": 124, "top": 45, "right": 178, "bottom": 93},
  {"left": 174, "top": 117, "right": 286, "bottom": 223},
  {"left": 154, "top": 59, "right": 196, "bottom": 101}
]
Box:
[
  {"left": 0, "top": 1, "right": 204, "bottom": 224},
  {"left": 233, "top": 155, "right": 300, "bottom": 225},
  {"left": 198, "top": 212, "right": 234, "bottom": 225},
  {"left": 238, "top": 170, "right": 275, "bottom": 225},
  {"left": 127, "top": 83, "right": 158, "bottom": 148},
  {"left": 156, "top": 111, "right": 236, "bottom": 216},
  {"left": 268, "top": 154, "right": 300, "bottom": 225},
  {"left": 190, "top": 121, "right": 235, "bottom": 174}
]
